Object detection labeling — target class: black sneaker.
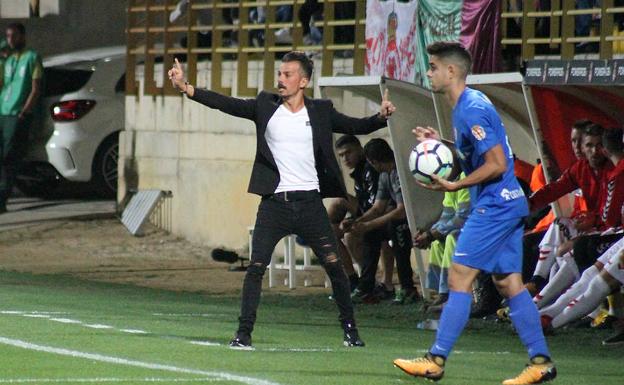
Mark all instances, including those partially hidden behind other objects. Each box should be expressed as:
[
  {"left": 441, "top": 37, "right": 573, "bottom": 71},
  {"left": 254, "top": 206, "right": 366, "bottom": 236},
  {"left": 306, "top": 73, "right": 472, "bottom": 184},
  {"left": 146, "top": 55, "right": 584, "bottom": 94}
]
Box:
[
  {"left": 229, "top": 332, "right": 253, "bottom": 350},
  {"left": 342, "top": 320, "right": 365, "bottom": 347}
]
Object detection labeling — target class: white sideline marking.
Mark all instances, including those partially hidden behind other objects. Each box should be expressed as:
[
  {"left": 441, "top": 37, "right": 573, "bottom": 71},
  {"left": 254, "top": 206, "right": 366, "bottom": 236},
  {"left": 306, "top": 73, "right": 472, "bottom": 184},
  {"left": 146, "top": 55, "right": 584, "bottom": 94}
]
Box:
[
  {"left": 22, "top": 315, "right": 51, "bottom": 319},
  {"left": 49, "top": 318, "right": 83, "bottom": 324},
  {"left": 0, "top": 378, "right": 220, "bottom": 383},
  {"left": 1, "top": 311, "right": 67, "bottom": 315},
  {"left": 84, "top": 324, "right": 115, "bottom": 330},
  {"left": 119, "top": 329, "right": 148, "bottom": 334},
  {"left": 0, "top": 337, "right": 282, "bottom": 385},
  {"left": 189, "top": 341, "right": 221, "bottom": 347}
]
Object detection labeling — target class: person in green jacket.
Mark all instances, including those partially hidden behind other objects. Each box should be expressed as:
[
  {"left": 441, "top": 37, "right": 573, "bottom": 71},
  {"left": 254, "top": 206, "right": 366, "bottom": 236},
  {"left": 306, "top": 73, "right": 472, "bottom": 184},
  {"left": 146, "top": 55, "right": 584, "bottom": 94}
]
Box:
[{"left": 0, "top": 23, "right": 42, "bottom": 213}]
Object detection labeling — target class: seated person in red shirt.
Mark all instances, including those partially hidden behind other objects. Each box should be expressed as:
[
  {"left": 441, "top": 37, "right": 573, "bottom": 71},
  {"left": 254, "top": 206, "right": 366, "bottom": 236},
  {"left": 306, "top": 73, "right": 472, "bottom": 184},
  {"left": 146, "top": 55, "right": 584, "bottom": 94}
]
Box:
[
  {"left": 530, "top": 124, "right": 614, "bottom": 308},
  {"left": 525, "top": 122, "right": 608, "bottom": 293},
  {"left": 540, "top": 127, "right": 624, "bottom": 329}
]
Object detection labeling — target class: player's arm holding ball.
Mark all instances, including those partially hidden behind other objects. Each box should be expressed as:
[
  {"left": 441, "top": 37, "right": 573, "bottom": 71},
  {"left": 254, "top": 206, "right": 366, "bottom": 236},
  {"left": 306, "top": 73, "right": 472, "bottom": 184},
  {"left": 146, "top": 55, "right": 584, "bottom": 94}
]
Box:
[{"left": 413, "top": 114, "right": 506, "bottom": 192}]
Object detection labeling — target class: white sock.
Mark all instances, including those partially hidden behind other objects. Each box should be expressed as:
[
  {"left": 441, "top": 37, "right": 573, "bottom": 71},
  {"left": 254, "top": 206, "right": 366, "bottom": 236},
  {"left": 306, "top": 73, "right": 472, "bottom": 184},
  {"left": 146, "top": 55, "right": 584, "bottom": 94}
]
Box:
[
  {"left": 535, "top": 254, "right": 580, "bottom": 308},
  {"left": 540, "top": 265, "right": 600, "bottom": 318},
  {"left": 552, "top": 275, "right": 611, "bottom": 328},
  {"left": 588, "top": 306, "right": 602, "bottom": 319},
  {"left": 534, "top": 246, "right": 556, "bottom": 279}
]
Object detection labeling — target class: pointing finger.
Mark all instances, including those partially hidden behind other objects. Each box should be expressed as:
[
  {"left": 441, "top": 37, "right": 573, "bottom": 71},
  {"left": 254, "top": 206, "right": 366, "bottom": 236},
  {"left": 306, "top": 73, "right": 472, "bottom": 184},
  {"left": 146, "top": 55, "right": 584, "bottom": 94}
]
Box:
[{"left": 383, "top": 88, "right": 389, "bottom": 102}]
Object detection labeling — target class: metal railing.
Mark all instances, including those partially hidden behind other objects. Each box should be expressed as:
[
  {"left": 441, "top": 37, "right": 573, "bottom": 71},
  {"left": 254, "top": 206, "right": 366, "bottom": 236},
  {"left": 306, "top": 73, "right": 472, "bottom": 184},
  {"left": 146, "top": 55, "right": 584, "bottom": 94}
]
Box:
[
  {"left": 126, "top": 0, "right": 365, "bottom": 96},
  {"left": 501, "top": 0, "right": 624, "bottom": 61}
]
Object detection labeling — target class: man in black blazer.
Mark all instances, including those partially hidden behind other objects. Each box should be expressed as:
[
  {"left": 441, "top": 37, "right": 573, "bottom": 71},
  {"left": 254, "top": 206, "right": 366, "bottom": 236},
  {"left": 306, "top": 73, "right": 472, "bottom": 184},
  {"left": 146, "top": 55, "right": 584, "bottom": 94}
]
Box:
[{"left": 169, "top": 51, "right": 396, "bottom": 349}]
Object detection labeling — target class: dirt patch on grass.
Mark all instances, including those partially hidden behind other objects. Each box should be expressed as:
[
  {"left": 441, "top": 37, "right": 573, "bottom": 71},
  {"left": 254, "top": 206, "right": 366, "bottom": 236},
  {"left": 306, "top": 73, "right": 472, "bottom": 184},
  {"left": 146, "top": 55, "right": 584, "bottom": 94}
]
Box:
[{"left": 0, "top": 218, "right": 329, "bottom": 295}]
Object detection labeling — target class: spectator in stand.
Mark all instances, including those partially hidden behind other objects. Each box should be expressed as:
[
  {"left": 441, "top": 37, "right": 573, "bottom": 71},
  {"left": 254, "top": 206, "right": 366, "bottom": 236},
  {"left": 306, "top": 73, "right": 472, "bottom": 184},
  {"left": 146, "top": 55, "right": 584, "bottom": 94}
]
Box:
[
  {"left": 327, "top": 134, "right": 395, "bottom": 297},
  {"left": 530, "top": 123, "right": 613, "bottom": 308},
  {"left": 298, "top": 0, "right": 355, "bottom": 48},
  {"left": 414, "top": 172, "right": 471, "bottom": 311},
  {"left": 346, "top": 138, "right": 419, "bottom": 305},
  {"left": 540, "top": 127, "right": 624, "bottom": 338},
  {"left": 170, "top": 0, "right": 213, "bottom": 48}
]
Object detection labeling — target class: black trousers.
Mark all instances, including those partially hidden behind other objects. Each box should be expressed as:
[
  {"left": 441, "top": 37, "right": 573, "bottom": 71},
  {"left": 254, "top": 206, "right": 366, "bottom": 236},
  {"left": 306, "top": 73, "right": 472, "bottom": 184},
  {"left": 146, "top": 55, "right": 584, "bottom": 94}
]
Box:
[
  {"left": 0, "top": 115, "right": 30, "bottom": 204},
  {"left": 357, "top": 219, "right": 414, "bottom": 294},
  {"left": 522, "top": 230, "right": 546, "bottom": 282},
  {"left": 238, "top": 191, "right": 354, "bottom": 334},
  {"left": 573, "top": 232, "right": 624, "bottom": 271}
]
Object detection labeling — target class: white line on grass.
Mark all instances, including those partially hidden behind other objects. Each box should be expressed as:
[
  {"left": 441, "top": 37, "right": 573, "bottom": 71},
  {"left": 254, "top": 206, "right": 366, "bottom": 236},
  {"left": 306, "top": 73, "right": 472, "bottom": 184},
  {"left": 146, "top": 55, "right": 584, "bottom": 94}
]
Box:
[
  {"left": 49, "top": 318, "right": 83, "bottom": 324},
  {"left": 0, "top": 337, "right": 283, "bottom": 385},
  {"left": 189, "top": 341, "right": 221, "bottom": 347},
  {"left": 0, "top": 378, "right": 221, "bottom": 383},
  {"left": 119, "top": 329, "right": 148, "bottom": 334},
  {"left": 83, "top": 324, "right": 115, "bottom": 330}
]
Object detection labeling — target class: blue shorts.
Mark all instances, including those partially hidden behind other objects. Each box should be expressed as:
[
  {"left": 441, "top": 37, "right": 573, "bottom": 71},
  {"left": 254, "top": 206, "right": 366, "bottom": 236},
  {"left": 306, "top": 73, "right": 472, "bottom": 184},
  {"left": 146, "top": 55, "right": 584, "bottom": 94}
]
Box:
[{"left": 453, "top": 215, "right": 524, "bottom": 274}]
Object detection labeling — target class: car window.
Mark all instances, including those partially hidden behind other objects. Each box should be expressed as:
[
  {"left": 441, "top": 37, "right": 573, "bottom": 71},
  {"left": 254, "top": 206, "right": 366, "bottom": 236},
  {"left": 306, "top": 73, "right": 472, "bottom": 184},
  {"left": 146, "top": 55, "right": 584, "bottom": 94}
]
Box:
[{"left": 44, "top": 67, "right": 93, "bottom": 97}]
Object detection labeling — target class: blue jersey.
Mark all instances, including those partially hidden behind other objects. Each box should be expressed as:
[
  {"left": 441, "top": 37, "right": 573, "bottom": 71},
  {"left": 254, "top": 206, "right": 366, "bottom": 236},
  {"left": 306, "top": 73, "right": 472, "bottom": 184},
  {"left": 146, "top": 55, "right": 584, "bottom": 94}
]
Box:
[{"left": 452, "top": 87, "right": 528, "bottom": 219}]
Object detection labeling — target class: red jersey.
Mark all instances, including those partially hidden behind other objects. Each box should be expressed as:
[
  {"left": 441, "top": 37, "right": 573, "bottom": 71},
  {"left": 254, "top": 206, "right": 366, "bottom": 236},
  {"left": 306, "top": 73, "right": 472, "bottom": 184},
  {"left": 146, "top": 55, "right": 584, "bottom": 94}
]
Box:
[
  {"left": 529, "top": 159, "right": 613, "bottom": 226},
  {"left": 600, "top": 158, "right": 624, "bottom": 229}
]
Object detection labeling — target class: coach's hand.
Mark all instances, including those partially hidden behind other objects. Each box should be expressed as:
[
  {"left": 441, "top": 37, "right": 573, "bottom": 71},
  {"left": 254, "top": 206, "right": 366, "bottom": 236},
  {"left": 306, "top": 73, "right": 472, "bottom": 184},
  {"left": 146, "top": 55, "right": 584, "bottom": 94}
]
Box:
[
  {"left": 168, "top": 57, "right": 186, "bottom": 90},
  {"left": 379, "top": 89, "right": 396, "bottom": 119},
  {"left": 412, "top": 126, "right": 441, "bottom": 142}
]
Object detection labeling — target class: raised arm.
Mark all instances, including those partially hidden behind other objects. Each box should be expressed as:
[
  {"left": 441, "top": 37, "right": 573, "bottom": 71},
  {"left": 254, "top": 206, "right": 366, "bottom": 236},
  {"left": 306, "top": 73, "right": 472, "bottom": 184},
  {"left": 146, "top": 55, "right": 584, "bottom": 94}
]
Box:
[
  {"left": 330, "top": 88, "right": 395, "bottom": 135},
  {"left": 168, "top": 57, "right": 256, "bottom": 120}
]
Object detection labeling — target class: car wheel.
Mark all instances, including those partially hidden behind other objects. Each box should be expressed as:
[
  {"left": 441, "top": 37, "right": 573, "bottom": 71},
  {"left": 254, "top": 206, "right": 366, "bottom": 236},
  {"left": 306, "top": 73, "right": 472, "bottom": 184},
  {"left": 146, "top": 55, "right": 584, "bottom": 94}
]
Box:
[
  {"left": 15, "top": 162, "right": 62, "bottom": 197},
  {"left": 92, "top": 133, "right": 119, "bottom": 198}
]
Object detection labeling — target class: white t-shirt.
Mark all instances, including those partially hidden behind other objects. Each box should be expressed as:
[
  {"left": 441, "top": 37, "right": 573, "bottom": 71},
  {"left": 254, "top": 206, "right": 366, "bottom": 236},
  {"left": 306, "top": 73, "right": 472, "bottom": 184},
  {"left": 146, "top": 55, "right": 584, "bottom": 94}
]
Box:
[{"left": 265, "top": 105, "right": 319, "bottom": 193}]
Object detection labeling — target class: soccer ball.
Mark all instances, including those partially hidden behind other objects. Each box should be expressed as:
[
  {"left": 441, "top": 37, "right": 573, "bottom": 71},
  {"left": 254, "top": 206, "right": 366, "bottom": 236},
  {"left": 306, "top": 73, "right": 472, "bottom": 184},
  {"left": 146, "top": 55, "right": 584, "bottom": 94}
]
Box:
[{"left": 408, "top": 139, "right": 454, "bottom": 184}]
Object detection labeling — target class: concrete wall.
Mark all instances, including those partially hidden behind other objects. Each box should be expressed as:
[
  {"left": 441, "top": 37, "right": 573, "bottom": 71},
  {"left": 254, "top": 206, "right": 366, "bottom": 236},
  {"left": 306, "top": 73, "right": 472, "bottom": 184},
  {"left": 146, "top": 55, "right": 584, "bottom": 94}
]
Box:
[
  {"left": 0, "top": 0, "right": 126, "bottom": 57},
  {"left": 121, "top": 59, "right": 381, "bottom": 252}
]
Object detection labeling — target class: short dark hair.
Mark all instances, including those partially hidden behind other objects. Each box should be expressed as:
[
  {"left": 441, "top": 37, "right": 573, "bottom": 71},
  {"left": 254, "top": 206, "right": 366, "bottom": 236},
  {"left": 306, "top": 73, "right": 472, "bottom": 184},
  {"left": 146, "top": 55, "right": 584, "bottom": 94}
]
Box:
[
  {"left": 282, "top": 51, "right": 314, "bottom": 79},
  {"left": 6, "top": 22, "right": 25, "bottom": 35},
  {"left": 603, "top": 127, "right": 624, "bottom": 154},
  {"left": 335, "top": 135, "right": 361, "bottom": 149},
  {"left": 585, "top": 123, "right": 604, "bottom": 138},
  {"left": 572, "top": 119, "right": 592, "bottom": 132},
  {"left": 364, "top": 138, "right": 394, "bottom": 163},
  {"left": 426, "top": 41, "right": 472, "bottom": 77}
]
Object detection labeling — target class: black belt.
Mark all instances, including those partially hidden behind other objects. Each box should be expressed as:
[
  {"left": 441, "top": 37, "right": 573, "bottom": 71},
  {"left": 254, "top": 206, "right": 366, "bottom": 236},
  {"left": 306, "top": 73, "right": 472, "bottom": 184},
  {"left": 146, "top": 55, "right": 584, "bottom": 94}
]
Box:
[{"left": 270, "top": 190, "right": 319, "bottom": 202}]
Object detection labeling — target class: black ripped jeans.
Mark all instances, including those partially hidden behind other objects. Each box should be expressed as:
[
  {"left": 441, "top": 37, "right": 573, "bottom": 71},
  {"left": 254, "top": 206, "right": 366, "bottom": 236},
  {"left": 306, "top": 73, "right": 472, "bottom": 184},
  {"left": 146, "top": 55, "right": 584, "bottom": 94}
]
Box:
[{"left": 238, "top": 191, "right": 355, "bottom": 335}]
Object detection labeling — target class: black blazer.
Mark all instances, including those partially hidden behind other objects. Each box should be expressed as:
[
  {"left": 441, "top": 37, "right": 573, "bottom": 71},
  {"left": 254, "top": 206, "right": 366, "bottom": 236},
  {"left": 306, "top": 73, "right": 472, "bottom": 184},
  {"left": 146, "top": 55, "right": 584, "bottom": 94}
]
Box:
[{"left": 189, "top": 89, "right": 387, "bottom": 198}]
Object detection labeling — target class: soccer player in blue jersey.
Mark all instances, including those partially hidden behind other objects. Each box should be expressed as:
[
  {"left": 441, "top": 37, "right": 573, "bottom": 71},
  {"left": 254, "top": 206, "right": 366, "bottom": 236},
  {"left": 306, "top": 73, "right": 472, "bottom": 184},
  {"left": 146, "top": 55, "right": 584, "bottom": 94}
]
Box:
[{"left": 393, "top": 42, "right": 556, "bottom": 385}]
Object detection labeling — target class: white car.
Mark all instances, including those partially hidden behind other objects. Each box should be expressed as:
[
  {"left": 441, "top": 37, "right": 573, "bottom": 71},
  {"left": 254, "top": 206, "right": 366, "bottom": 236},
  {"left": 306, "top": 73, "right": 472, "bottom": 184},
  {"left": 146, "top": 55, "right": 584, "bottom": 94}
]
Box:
[{"left": 19, "top": 46, "right": 125, "bottom": 198}]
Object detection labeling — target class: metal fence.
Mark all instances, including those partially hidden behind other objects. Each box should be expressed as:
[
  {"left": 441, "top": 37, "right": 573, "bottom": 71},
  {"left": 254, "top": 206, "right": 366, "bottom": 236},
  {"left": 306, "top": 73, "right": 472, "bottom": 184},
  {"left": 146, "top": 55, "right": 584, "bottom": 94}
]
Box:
[{"left": 126, "top": 0, "right": 365, "bottom": 96}]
